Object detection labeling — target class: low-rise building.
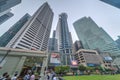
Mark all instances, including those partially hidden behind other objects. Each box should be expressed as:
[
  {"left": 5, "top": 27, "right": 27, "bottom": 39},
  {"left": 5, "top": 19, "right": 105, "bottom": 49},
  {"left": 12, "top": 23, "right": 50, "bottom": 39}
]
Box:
[
  {"left": 74, "top": 49, "right": 104, "bottom": 67},
  {"left": 100, "top": 52, "right": 113, "bottom": 69}
]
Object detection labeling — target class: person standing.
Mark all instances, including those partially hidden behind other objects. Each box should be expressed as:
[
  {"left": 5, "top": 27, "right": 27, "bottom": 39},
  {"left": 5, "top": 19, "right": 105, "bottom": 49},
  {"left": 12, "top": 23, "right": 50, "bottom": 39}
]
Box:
[
  {"left": 23, "top": 72, "right": 30, "bottom": 80},
  {"left": 53, "top": 75, "right": 58, "bottom": 80},
  {"left": 30, "top": 72, "right": 35, "bottom": 80},
  {"left": 11, "top": 73, "right": 18, "bottom": 80}
]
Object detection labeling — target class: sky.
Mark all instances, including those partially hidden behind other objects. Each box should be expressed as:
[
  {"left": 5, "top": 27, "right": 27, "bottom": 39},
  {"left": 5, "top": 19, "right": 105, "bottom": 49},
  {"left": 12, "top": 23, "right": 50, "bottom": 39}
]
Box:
[{"left": 0, "top": 0, "right": 120, "bottom": 43}]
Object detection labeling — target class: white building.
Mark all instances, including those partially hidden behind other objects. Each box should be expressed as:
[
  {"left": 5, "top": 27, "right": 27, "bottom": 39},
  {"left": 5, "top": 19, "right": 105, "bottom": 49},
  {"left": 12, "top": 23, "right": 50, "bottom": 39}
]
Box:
[{"left": 6, "top": 2, "right": 54, "bottom": 51}]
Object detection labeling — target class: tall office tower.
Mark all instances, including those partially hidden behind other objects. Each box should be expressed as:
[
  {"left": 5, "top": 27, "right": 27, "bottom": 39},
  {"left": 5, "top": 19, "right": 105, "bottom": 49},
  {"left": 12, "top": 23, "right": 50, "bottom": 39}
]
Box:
[
  {"left": 0, "top": 9, "right": 11, "bottom": 17},
  {"left": 0, "top": 0, "right": 21, "bottom": 13},
  {"left": 0, "top": 12, "right": 13, "bottom": 25},
  {"left": 6, "top": 2, "right": 54, "bottom": 51},
  {"left": 48, "top": 30, "right": 58, "bottom": 52},
  {"left": 73, "top": 17, "right": 120, "bottom": 56},
  {"left": 56, "top": 13, "right": 73, "bottom": 65},
  {"left": 73, "top": 40, "right": 83, "bottom": 53},
  {"left": 0, "top": 13, "right": 31, "bottom": 47},
  {"left": 100, "top": 0, "right": 120, "bottom": 9},
  {"left": 115, "top": 36, "right": 120, "bottom": 49},
  {"left": 0, "top": 0, "right": 21, "bottom": 25}
]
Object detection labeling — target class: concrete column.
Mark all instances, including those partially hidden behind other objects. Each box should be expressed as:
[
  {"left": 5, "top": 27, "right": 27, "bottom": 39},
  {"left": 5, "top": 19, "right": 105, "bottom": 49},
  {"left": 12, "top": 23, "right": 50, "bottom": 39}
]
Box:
[
  {"left": 14, "top": 56, "right": 26, "bottom": 76},
  {"left": 40, "top": 57, "right": 47, "bottom": 80}
]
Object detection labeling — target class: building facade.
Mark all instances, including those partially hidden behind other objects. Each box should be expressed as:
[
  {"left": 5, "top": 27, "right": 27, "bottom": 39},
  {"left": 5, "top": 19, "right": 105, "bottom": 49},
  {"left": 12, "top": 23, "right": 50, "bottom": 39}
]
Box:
[
  {"left": 0, "top": 13, "right": 31, "bottom": 47},
  {"left": 100, "top": 0, "right": 120, "bottom": 9},
  {"left": 0, "top": 12, "right": 13, "bottom": 25},
  {"left": 115, "top": 36, "right": 120, "bottom": 49},
  {"left": 73, "top": 40, "right": 83, "bottom": 53},
  {"left": 73, "top": 17, "right": 120, "bottom": 56},
  {"left": 74, "top": 49, "right": 104, "bottom": 67},
  {"left": 55, "top": 13, "right": 73, "bottom": 65},
  {"left": 48, "top": 31, "right": 58, "bottom": 52},
  {"left": 0, "top": 0, "right": 21, "bottom": 13},
  {"left": 100, "top": 52, "right": 113, "bottom": 69},
  {"left": 6, "top": 2, "right": 54, "bottom": 51},
  {"left": 0, "top": 47, "right": 47, "bottom": 77},
  {"left": 0, "top": 9, "right": 11, "bottom": 17},
  {"left": 0, "top": 0, "right": 21, "bottom": 25}
]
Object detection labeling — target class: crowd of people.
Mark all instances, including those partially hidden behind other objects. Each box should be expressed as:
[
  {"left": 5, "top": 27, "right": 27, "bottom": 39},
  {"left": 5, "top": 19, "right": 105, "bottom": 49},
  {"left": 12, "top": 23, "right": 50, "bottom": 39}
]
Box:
[
  {"left": 45, "top": 69, "right": 64, "bottom": 80},
  {"left": 0, "top": 69, "right": 64, "bottom": 80},
  {"left": 0, "top": 72, "right": 17, "bottom": 80},
  {"left": 0, "top": 71, "right": 38, "bottom": 80}
]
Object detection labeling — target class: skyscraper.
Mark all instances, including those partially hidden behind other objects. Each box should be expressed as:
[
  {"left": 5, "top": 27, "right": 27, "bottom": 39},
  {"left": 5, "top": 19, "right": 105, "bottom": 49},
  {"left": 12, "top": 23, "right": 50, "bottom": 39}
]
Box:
[
  {"left": 100, "top": 0, "right": 120, "bottom": 9},
  {"left": 0, "top": 12, "right": 13, "bottom": 25},
  {"left": 6, "top": 2, "right": 54, "bottom": 51},
  {"left": 115, "top": 36, "right": 120, "bottom": 49},
  {"left": 0, "top": 9, "right": 11, "bottom": 17},
  {"left": 0, "top": 0, "right": 21, "bottom": 25},
  {"left": 73, "top": 40, "right": 83, "bottom": 53},
  {"left": 73, "top": 17, "right": 120, "bottom": 56},
  {"left": 56, "top": 13, "right": 73, "bottom": 65},
  {"left": 48, "top": 30, "right": 58, "bottom": 52},
  {"left": 0, "top": 13, "right": 31, "bottom": 47},
  {"left": 0, "top": 0, "right": 21, "bottom": 13}
]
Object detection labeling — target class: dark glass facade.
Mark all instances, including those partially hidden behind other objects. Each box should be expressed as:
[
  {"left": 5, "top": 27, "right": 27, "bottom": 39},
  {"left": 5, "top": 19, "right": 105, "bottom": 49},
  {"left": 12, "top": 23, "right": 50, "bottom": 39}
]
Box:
[
  {"left": 0, "top": 13, "right": 31, "bottom": 47},
  {"left": 100, "top": 0, "right": 120, "bottom": 9},
  {"left": 116, "top": 36, "right": 120, "bottom": 49},
  {"left": 48, "top": 30, "right": 58, "bottom": 52},
  {"left": 73, "top": 17, "right": 120, "bottom": 56},
  {"left": 0, "top": 12, "right": 13, "bottom": 25},
  {"left": 0, "top": 0, "right": 21, "bottom": 12}
]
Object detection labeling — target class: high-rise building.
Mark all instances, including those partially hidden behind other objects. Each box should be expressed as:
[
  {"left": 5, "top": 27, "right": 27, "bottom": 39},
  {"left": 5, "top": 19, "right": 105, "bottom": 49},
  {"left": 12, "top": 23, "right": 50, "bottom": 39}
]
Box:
[
  {"left": 0, "top": 0, "right": 21, "bottom": 25},
  {"left": 100, "top": 0, "right": 120, "bottom": 9},
  {"left": 73, "top": 17, "right": 120, "bottom": 56},
  {"left": 0, "top": 13, "right": 31, "bottom": 47},
  {"left": 73, "top": 40, "right": 83, "bottom": 53},
  {"left": 0, "top": 9, "right": 11, "bottom": 17},
  {"left": 48, "top": 30, "right": 58, "bottom": 52},
  {"left": 0, "top": 12, "right": 13, "bottom": 25},
  {"left": 6, "top": 2, "right": 54, "bottom": 51},
  {"left": 55, "top": 13, "right": 73, "bottom": 65},
  {"left": 115, "top": 36, "right": 120, "bottom": 49},
  {"left": 0, "top": 0, "right": 21, "bottom": 13}
]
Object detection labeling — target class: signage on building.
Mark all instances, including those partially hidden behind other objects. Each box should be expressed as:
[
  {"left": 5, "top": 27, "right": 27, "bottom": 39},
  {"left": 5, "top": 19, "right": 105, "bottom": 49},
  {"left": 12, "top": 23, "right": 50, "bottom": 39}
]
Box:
[
  {"left": 71, "top": 60, "right": 78, "bottom": 66},
  {"left": 50, "top": 53, "right": 61, "bottom": 65}
]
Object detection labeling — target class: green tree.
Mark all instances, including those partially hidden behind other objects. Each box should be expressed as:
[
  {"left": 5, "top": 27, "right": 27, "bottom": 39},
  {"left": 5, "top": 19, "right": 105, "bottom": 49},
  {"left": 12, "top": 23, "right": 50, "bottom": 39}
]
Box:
[
  {"left": 86, "top": 66, "right": 94, "bottom": 71},
  {"left": 78, "top": 65, "right": 86, "bottom": 71},
  {"left": 54, "top": 66, "right": 70, "bottom": 74}
]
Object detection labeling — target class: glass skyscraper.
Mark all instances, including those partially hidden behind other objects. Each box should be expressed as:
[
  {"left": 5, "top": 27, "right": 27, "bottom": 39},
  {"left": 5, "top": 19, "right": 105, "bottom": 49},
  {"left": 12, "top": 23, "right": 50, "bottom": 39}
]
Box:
[
  {"left": 0, "top": 13, "right": 31, "bottom": 47},
  {"left": 116, "top": 36, "right": 120, "bottom": 49},
  {"left": 0, "top": 0, "right": 21, "bottom": 13},
  {"left": 0, "top": 12, "right": 13, "bottom": 25},
  {"left": 0, "top": 0, "right": 21, "bottom": 25},
  {"left": 6, "top": 2, "right": 54, "bottom": 51},
  {"left": 56, "top": 13, "right": 73, "bottom": 65},
  {"left": 100, "top": 0, "right": 120, "bottom": 9},
  {"left": 48, "top": 30, "right": 58, "bottom": 52},
  {"left": 73, "top": 17, "right": 120, "bottom": 56}
]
